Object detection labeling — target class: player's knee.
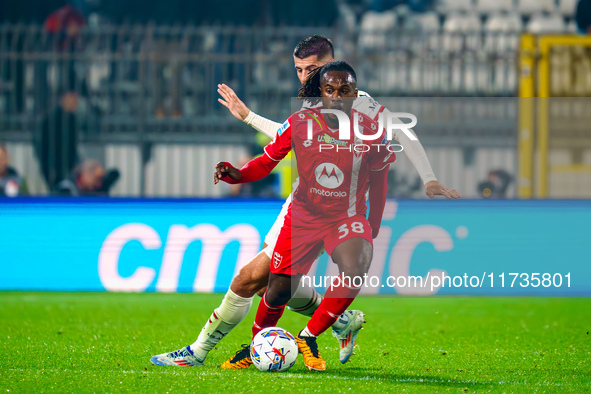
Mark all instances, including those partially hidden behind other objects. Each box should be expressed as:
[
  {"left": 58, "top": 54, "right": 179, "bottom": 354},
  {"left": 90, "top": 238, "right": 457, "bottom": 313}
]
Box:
[
  {"left": 265, "top": 281, "right": 292, "bottom": 306},
  {"left": 342, "top": 266, "right": 367, "bottom": 281},
  {"left": 256, "top": 286, "right": 267, "bottom": 298},
  {"left": 340, "top": 255, "right": 372, "bottom": 279}
]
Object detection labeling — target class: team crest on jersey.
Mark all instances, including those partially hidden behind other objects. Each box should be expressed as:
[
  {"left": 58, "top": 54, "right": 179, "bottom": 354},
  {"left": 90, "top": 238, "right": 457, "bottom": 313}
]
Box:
[
  {"left": 277, "top": 119, "right": 290, "bottom": 136},
  {"left": 273, "top": 252, "right": 283, "bottom": 269}
]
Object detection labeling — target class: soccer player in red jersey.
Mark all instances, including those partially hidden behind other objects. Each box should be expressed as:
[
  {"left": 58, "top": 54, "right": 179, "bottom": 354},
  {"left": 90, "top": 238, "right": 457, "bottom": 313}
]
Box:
[
  {"left": 215, "top": 61, "right": 396, "bottom": 370},
  {"left": 150, "top": 35, "right": 459, "bottom": 370}
]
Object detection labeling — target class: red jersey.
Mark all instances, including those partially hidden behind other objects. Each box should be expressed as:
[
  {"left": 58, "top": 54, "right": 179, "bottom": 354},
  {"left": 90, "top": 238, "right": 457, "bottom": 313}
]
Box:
[{"left": 263, "top": 108, "right": 396, "bottom": 224}]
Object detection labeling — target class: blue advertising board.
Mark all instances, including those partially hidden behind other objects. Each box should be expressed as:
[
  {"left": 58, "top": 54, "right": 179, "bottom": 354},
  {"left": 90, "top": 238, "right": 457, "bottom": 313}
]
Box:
[{"left": 0, "top": 198, "right": 589, "bottom": 295}]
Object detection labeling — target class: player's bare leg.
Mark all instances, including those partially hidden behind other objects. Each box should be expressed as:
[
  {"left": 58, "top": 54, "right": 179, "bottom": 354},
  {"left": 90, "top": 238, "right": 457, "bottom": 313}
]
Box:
[
  {"left": 153, "top": 246, "right": 365, "bottom": 367},
  {"left": 191, "top": 248, "right": 270, "bottom": 363},
  {"left": 222, "top": 272, "right": 302, "bottom": 369},
  {"left": 150, "top": 247, "right": 269, "bottom": 367},
  {"left": 297, "top": 237, "right": 372, "bottom": 371}
]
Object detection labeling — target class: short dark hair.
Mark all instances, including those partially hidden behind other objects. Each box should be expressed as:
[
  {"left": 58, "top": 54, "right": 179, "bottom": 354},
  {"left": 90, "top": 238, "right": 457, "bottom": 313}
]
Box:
[
  {"left": 298, "top": 61, "right": 356, "bottom": 103},
  {"left": 293, "top": 35, "right": 334, "bottom": 60}
]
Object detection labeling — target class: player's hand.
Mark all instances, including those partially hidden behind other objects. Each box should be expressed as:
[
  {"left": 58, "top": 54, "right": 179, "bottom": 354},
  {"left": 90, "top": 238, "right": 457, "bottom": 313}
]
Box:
[
  {"left": 214, "top": 162, "right": 242, "bottom": 184},
  {"left": 217, "top": 84, "right": 250, "bottom": 121},
  {"left": 371, "top": 226, "right": 380, "bottom": 239},
  {"left": 425, "top": 180, "right": 461, "bottom": 199}
]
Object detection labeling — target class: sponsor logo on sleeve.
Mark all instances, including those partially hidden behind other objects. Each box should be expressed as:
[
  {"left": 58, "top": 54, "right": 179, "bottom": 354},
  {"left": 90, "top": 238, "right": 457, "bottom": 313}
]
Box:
[{"left": 278, "top": 120, "right": 290, "bottom": 136}]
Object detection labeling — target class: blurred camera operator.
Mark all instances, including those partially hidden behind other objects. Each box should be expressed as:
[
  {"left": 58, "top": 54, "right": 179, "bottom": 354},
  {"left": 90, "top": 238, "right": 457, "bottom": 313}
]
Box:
[
  {"left": 55, "top": 159, "right": 119, "bottom": 196},
  {"left": 0, "top": 145, "right": 27, "bottom": 197}
]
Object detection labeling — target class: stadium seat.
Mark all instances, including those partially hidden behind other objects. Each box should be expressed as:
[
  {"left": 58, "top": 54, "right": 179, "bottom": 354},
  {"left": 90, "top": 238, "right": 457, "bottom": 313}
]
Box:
[
  {"left": 358, "top": 10, "right": 401, "bottom": 93},
  {"left": 566, "top": 19, "right": 578, "bottom": 32},
  {"left": 518, "top": 0, "right": 557, "bottom": 15},
  {"left": 483, "top": 13, "right": 522, "bottom": 55},
  {"left": 436, "top": 0, "right": 474, "bottom": 12},
  {"left": 483, "top": 14, "right": 522, "bottom": 94},
  {"left": 336, "top": 1, "right": 357, "bottom": 32},
  {"left": 358, "top": 10, "right": 398, "bottom": 49},
  {"left": 559, "top": 0, "right": 578, "bottom": 17},
  {"left": 441, "top": 12, "right": 483, "bottom": 93},
  {"left": 404, "top": 11, "right": 441, "bottom": 32},
  {"left": 484, "top": 13, "right": 523, "bottom": 34},
  {"left": 442, "top": 12, "right": 482, "bottom": 52},
  {"left": 526, "top": 12, "right": 567, "bottom": 33},
  {"left": 442, "top": 12, "right": 482, "bottom": 32},
  {"left": 475, "top": 0, "right": 515, "bottom": 15}
]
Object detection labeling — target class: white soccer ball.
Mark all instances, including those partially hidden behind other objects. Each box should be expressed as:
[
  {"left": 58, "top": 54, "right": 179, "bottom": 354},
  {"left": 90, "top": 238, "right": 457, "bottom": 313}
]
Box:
[{"left": 250, "top": 327, "right": 298, "bottom": 372}]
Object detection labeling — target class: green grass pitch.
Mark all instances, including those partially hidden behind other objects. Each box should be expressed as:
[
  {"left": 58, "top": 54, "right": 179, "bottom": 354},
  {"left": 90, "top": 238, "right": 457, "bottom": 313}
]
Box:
[{"left": 0, "top": 293, "right": 589, "bottom": 392}]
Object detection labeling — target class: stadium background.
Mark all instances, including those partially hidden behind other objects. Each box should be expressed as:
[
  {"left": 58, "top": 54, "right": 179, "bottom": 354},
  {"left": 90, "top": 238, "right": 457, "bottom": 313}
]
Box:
[
  {"left": 1, "top": 1, "right": 591, "bottom": 392},
  {"left": 1, "top": 0, "right": 591, "bottom": 295}
]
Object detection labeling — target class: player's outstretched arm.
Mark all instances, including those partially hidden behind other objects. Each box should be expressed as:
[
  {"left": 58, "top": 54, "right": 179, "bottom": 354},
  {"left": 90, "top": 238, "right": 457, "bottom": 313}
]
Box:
[
  {"left": 217, "top": 84, "right": 250, "bottom": 121},
  {"left": 213, "top": 155, "right": 279, "bottom": 185},
  {"left": 425, "top": 180, "right": 461, "bottom": 199},
  {"left": 214, "top": 162, "right": 242, "bottom": 184},
  {"left": 380, "top": 108, "right": 460, "bottom": 199},
  {"left": 217, "top": 84, "right": 281, "bottom": 139}
]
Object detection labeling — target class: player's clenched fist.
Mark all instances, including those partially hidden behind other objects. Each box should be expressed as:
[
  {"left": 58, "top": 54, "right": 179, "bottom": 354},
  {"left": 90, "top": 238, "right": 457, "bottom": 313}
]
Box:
[{"left": 214, "top": 162, "right": 242, "bottom": 184}]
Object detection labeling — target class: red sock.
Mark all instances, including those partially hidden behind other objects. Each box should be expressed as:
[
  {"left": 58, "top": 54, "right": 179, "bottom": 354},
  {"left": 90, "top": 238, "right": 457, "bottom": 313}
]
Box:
[
  {"left": 252, "top": 292, "right": 287, "bottom": 339},
  {"left": 306, "top": 280, "right": 361, "bottom": 336}
]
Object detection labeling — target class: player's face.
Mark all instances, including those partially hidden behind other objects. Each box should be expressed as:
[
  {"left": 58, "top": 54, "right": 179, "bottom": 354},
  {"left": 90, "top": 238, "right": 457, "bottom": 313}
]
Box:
[
  {"left": 80, "top": 165, "right": 105, "bottom": 191},
  {"left": 320, "top": 70, "right": 358, "bottom": 115},
  {"left": 294, "top": 55, "right": 334, "bottom": 85}
]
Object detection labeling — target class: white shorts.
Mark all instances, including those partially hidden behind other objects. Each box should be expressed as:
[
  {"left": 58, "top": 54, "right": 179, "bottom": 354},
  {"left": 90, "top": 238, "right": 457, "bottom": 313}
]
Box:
[{"left": 263, "top": 194, "right": 292, "bottom": 258}]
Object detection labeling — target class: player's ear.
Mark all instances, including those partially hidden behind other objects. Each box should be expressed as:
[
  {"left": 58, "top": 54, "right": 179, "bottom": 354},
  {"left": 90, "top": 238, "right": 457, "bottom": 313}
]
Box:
[{"left": 354, "top": 89, "right": 358, "bottom": 98}]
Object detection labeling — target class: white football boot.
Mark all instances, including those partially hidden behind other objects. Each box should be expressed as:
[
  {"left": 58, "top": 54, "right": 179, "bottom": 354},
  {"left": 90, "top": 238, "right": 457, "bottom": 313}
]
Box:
[
  {"left": 332, "top": 310, "right": 366, "bottom": 364},
  {"left": 150, "top": 346, "right": 204, "bottom": 367}
]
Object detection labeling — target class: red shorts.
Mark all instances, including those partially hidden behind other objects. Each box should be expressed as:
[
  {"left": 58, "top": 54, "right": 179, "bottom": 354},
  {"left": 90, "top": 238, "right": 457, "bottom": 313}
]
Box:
[{"left": 270, "top": 207, "right": 373, "bottom": 276}]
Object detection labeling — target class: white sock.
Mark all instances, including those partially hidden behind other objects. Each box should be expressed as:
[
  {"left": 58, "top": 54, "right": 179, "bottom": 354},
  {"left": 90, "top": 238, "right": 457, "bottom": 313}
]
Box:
[
  {"left": 332, "top": 311, "right": 349, "bottom": 332},
  {"left": 189, "top": 289, "right": 253, "bottom": 360},
  {"left": 287, "top": 276, "right": 323, "bottom": 317},
  {"left": 300, "top": 326, "right": 317, "bottom": 338},
  {"left": 287, "top": 276, "right": 349, "bottom": 332}
]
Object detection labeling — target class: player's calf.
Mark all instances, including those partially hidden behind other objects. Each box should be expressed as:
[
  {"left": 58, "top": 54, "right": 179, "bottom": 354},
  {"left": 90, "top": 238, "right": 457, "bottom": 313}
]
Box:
[{"left": 230, "top": 250, "right": 272, "bottom": 298}]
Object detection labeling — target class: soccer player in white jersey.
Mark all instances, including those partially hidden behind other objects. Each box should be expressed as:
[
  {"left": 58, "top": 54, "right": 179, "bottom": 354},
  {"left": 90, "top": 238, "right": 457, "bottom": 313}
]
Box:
[{"left": 150, "top": 35, "right": 460, "bottom": 369}]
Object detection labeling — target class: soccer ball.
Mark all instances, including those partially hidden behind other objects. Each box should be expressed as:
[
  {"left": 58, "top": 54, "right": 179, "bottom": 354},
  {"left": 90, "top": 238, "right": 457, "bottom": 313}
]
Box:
[{"left": 250, "top": 327, "right": 298, "bottom": 372}]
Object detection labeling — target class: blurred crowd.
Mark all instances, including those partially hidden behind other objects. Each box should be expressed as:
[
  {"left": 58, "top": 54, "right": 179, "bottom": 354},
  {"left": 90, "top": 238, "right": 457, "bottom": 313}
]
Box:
[
  {"left": 0, "top": 0, "right": 588, "bottom": 199},
  {"left": 1, "top": 0, "right": 589, "bottom": 31},
  {"left": 0, "top": 142, "right": 119, "bottom": 197}
]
